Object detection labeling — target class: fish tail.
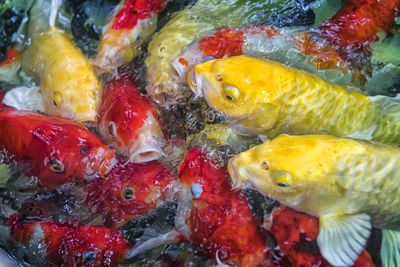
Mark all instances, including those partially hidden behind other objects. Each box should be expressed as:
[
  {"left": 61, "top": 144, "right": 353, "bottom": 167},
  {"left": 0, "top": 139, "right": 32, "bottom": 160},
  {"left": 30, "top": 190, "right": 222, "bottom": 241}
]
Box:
[{"left": 381, "top": 229, "right": 400, "bottom": 267}]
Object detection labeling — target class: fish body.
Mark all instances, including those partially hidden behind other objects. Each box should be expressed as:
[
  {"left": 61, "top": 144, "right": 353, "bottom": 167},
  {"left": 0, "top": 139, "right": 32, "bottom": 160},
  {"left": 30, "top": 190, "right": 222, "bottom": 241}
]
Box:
[
  {"left": 5, "top": 214, "right": 130, "bottom": 266},
  {"left": 98, "top": 77, "right": 164, "bottom": 163},
  {"left": 84, "top": 158, "right": 176, "bottom": 228},
  {"left": 188, "top": 55, "right": 400, "bottom": 142},
  {"left": 94, "top": 0, "right": 168, "bottom": 72},
  {"left": 0, "top": 110, "right": 115, "bottom": 189},
  {"left": 229, "top": 134, "right": 400, "bottom": 266},
  {"left": 22, "top": 27, "right": 102, "bottom": 123},
  {"left": 176, "top": 148, "right": 278, "bottom": 267}
]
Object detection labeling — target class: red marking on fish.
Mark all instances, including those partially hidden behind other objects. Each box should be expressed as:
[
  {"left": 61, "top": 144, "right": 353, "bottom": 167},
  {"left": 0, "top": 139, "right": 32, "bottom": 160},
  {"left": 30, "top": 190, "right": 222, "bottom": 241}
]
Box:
[
  {"left": 112, "top": 0, "right": 168, "bottom": 30},
  {"left": 0, "top": 110, "right": 115, "bottom": 189},
  {"left": 198, "top": 26, "right": 280, "bottom": 59},
  {"left": 178, "top": 57, "right": 188, "bottom": 66},
  {"left": 0, "top": 90, "right": 14, "bottom": 110},
  {"left": 199, "top": 28, "right": 246, "bottom": 59},
  {"left": 178, "top": 148, "right": 283, "bottom": 266},
  {"left": 84, "top": 157, "right": 176, "bottom": 228},
  {"left": 0, "top": 47, "right": 20, "bottom": 67},
  {"left": 270, "top": 206, "right": 375, "bottom": 267}
]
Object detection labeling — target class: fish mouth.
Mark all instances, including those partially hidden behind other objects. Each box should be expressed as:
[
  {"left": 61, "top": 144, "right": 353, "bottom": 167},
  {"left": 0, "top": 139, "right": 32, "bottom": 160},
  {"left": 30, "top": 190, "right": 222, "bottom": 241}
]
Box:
[
  {"left": 129, "top": 144, "right": 164, "bottom": 163},
  {"left": 227, "top": 157, "right": 250, "bottom": 188},
  {"left": 128, "top": 114, "right": 165, "bottom": 163}
]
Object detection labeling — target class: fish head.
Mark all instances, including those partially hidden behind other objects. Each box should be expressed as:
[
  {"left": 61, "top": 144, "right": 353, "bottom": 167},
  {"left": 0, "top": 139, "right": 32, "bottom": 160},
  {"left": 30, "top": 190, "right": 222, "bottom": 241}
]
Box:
[
  {"left": 187, "top": 56, "right": 283, "bottom": 136},
  {"left": 228, "top": 134, "right": 346, "bottom": 214},
  {"left": 98, "top": 78, "right": 165, "bottom": 163},
  {"left": 84, "top": 159, "right": 176, "bottom": 228}
]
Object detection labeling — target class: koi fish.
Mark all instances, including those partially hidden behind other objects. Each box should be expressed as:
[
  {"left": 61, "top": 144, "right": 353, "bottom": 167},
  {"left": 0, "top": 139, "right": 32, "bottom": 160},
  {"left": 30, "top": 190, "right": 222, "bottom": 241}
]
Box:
[
  {"left": 93, "top": 0, "right": 169, "bottom": 72},
  {"left": 187, "top": 55, "right": 400, "bottom": 142},
  {"left": 127, "top": 148, "right": 285, "bottom": 266},
  {"left": 228, "top": 134, "right": 400, "bottom": 266},
  {"left": 22, "top": 0, "right": 102, "bottom": 123},
  {"left": 269, "top": 205, "right": 375, "bottom": 267},
  {"left": 0, "top": 110, "right": 115, "bottom": 189},
  {"left": 3, "top": 214, "right": 130, "bottom": 266},
  {"left": 175, "top": 0, "right": 400, "bottom": 93},
  {"left": 84, "top": 157, "right": 176, "bottom": 228},
  {"left": 145, "top": 0, "right": 316, "bottom": 105},
  {"left": 98, "top": 77, "right": 164, "bottom": 163}
]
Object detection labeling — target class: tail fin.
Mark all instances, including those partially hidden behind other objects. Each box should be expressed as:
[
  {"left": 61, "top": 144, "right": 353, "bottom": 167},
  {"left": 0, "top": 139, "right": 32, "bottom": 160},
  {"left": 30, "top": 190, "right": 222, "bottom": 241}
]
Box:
[{"left": 380, "top": 229, "right": 400, "bottom": 267}]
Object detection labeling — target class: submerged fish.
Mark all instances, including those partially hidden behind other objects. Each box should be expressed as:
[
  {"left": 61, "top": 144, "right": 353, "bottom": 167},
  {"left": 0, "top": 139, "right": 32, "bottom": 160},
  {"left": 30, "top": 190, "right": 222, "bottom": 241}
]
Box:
[
  {"left": 98, "top": 77, "right": 164, "bottom": 163},
  {"left": 188, "top": 55, "right": 400, "bottom": 142},
  {"left": 2, "top": 214, "right": 130, "bottom": 266},
  {"left": 228, "top": 134, "right": 400, "bottom": 266},
  {"left": 0, "top": 110, "right": 115, "bottom": 189},
  {"left": 84, "top": 157, "right": 176, "bottom": 228},
  {"left": 94, "top": 0, "right": 168, "bottom": 72}
]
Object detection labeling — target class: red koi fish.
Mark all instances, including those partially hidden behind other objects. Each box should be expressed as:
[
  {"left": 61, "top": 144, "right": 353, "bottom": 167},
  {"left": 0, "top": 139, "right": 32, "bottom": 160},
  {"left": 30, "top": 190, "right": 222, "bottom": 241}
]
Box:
[
  {"left": 174, "top": 0, "right": 400, "bottom": 89},
  {"left": 98, "top": 77, "right": 164, "bottom": 163},
  {"left": 175, "top": 148, "right": 282, "bottom": 266},
  {"left": 269, "top": 206, "right": 376, "bottom": 267},
  {"left": 0, "top": 110, "right": 115, "bottom": 189},
  {"left": 84, "top": 157, "right": 176, "bottom": 228},
  {"left": 94, "top": 0, "right": 169, "bottom": 72},
  {"left": 126, "top": 148, "right": 287, "bottom": 266},
  {"left": 6, "top": 214, "right": 130, "bottom": 267}
]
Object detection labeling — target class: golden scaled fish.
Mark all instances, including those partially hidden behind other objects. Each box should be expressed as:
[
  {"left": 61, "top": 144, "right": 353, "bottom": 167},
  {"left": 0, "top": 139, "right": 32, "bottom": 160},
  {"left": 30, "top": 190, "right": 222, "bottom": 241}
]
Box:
[
  {"left": 22, "top": 27, "right": 101, "bottom": 123},
  {"left": 187, "top": 55, "right": 400, "bottom": 143},
  {"left": 228, "top": 134, "right": 400, "bottom": 267}
]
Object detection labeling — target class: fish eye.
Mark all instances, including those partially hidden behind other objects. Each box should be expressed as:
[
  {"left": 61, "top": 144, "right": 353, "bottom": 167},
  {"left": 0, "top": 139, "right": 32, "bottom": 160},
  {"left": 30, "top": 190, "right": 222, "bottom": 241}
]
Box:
[
  {"left": 274, "top": 172, "right": 293, "bottom": 188},
  {"left": 224, "top": 86, "right": 240, "bottom": 101},
  {"left": 53, "top": 91, "right": 62, "bottom": 106},
  {"left": 48, "top": 159, "right": 65, "bottom": 173},
  {"left": 108, "top": 121, "right": 117, "bottom": 137},
  {"left": 260, "top": 160, "right": 269, "bottom": 171},
  {"left": 123, "top": 187, "right": 135, "bottom": 200},
  {"left": 82, "top": 251, "right": 96, "bottom": 262}
]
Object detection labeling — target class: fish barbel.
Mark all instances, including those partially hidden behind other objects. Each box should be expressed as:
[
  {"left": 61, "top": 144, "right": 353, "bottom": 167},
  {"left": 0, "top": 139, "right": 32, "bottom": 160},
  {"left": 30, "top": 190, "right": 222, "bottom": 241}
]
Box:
[
  {"left": 188, "top": 55, "right": 400, "bottom": 142},
  {"left": 229, "top": 134, "right": 400, "bottom": 266}
]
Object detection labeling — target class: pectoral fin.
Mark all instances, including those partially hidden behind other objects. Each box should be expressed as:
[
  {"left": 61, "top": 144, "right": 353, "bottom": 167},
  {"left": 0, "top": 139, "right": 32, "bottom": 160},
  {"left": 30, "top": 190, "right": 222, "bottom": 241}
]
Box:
[
  {"left": 381, "top": 229, "right": 400, "bottom": 267},
  {"left": 317, "top": 213, "right": 371, "bottom": 267}
]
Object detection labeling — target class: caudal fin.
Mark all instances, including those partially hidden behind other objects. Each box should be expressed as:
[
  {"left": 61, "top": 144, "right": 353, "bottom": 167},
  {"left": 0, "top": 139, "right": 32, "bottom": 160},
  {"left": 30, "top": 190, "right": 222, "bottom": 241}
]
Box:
[{"left": 381, "top": 229, "right": 400, "bottom": 267}]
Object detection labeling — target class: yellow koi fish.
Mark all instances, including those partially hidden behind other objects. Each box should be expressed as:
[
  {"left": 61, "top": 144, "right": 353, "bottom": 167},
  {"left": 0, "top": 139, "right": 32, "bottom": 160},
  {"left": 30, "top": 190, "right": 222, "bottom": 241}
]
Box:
[
  {"left": 228, "top": 134, "right": 400, "bottom": 267},
  {"left": 22, "top": 0, "right": 101, "bottom": 123},
  {"left": 187, "top": 55, "right": 400, "bottom": 143}
]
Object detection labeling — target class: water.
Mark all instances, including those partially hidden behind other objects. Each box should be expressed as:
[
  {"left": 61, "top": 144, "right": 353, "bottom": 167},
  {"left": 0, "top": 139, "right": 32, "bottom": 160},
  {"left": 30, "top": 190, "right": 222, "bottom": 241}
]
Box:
[{"left": 0, "top": 0, "right": 396, "bottom": 266}]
